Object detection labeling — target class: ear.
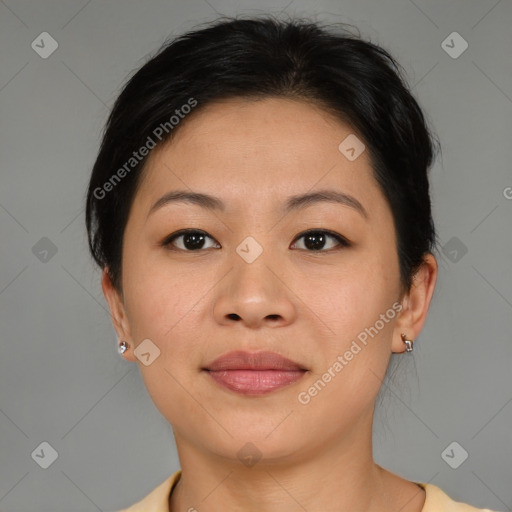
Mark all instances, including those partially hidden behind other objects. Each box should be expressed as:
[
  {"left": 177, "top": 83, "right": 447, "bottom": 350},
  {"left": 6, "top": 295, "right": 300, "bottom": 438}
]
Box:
[
  {"left": 101, "top": 268, "right": 136, "bottom": 361},
  {"left": 392, "top": 253, "right": 438, "bottom": 353}
]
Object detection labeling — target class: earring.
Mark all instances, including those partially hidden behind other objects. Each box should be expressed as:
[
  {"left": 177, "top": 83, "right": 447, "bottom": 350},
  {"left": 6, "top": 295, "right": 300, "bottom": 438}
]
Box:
[
  {"left": 118, "top": 341, "right": 128, "bottom": 355},
  {"left": 401, "top": 333, "right": 414, "bottom": 353}
]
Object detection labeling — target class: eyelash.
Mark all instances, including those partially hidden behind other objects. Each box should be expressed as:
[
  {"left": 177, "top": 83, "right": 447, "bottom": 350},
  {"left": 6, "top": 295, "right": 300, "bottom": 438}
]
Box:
[{"left": 161, "top": 229, "right": 351, "bottom": 253}]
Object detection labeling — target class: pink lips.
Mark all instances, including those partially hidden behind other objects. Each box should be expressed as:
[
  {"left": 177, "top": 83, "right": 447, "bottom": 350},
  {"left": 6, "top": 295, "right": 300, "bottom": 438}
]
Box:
[{"left": 203, "top": 350, "right": 307, "bottom": 396}]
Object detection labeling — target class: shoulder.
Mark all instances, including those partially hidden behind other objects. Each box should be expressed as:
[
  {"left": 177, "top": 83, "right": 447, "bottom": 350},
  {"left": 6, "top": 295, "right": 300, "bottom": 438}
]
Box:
[
  {"left": 419, "top": 482, "right": 500, "bottom": 512},
  {"left": 112, "top": 473, "right": 499, "bottom": 512},
  {"left": 115, "top": 470, "right": 181, "bottom": 512}
]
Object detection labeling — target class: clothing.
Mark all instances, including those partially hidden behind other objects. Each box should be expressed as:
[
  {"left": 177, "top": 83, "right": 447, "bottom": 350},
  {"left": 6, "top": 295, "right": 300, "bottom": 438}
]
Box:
[{"left": 116, "top": 470, "right": 498, "bottom": 512}]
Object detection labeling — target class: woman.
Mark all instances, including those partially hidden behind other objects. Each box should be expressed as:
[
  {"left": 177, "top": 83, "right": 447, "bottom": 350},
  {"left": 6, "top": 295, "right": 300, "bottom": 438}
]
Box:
[{"left": 86, "top": 16, "right": 497, "bottom": 512}]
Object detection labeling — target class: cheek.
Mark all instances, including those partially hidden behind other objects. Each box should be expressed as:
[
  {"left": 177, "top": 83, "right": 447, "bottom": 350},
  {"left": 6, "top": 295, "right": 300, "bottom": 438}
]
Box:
[
  {"left": 306, "top": 253, "right": 398, "bottom": 341},
  {"left": 122, "top": 252, "right": 212, "bottom": 389},
  {"left": 121, "top": 259, "right": 204, "bottom": 421},
  {"left": 297, "top": 270, "right": 397, "bottom": 422},
  {"left": 304, "top": 248, "right": 399, "bottom": 403},
  {"left": 122, "top": 249, "right": 199, "bottom": 340}
]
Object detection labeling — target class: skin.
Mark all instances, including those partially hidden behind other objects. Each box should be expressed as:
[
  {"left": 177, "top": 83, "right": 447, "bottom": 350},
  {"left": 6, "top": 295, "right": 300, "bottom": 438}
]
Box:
[{"left": 102, "top": 97, "right": 437, "bottom": 512}]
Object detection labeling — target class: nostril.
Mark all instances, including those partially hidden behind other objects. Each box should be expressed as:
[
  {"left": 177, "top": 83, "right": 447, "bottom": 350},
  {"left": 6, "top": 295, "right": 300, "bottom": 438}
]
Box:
[{"left": 227, "top": 313, "right": 241, "bottom": 320}]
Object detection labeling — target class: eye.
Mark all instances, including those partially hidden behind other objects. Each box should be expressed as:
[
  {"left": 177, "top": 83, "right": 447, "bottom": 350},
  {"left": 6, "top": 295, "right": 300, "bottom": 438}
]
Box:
[
  {"left": 161, "top": 229, "right": 220, "bottom": 251},
  {"left": 290, "top": 229, "right": 350, "bottom": 252},
  {"left": 161, "top": 228, "right": 350, "bottom": 252}
]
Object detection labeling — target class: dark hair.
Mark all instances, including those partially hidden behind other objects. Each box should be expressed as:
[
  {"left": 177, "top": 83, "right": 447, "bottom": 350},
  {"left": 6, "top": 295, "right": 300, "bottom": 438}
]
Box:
[{"left": 86, "top": 15, "right": 439, "bottom": 294}]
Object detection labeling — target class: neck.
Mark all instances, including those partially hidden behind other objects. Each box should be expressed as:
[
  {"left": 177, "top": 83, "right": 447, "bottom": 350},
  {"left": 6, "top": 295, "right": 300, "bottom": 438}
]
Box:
[{"left": 169, "top": 408, "right": 424, "bottom": 512}]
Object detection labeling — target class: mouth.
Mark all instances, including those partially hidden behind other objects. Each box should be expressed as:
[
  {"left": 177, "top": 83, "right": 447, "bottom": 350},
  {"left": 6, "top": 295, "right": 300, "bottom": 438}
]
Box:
[{"left": 202, "top": 350, "right": 308, "bottom": 396}]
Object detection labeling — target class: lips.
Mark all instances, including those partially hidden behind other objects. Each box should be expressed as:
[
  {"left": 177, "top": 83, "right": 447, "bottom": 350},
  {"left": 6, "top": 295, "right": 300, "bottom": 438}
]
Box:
[
  {"left": 205, "top": 350, "right": 306, "bottom": 372},
  {"left": 203, "top": 350, "right": 307, "bottom": 395}
]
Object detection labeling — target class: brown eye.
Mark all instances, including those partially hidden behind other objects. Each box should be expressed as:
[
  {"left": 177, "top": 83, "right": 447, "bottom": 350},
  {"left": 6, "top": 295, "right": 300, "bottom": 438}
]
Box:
[
  {"left": 291, "top": 230, "right": 350, "bottom": 252},
  {"left": 162, "top": 230, "right": 220, "bottom": 251}
]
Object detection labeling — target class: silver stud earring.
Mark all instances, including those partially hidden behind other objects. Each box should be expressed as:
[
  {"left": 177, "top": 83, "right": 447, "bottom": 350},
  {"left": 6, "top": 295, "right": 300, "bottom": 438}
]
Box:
[
  {"left": 401, "top": 333, "right": 414, "bottom": 353},
  {"left": 118, "top": 341, "right": 128, "bottom": 355}
]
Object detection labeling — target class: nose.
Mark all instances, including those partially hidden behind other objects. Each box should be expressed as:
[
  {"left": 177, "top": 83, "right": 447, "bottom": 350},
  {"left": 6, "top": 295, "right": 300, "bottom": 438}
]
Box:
[{"left": 213, "top": 252, "right": 297, "bottom": 329}]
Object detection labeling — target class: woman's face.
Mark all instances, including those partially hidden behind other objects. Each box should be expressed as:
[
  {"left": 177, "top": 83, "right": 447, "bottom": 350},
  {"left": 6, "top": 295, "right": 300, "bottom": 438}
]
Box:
[{"left": 104, "top": 97, "right": 431, "bottom": 464}]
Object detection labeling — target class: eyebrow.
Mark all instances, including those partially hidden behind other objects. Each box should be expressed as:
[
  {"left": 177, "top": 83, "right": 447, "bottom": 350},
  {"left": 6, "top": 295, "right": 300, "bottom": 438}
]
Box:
[{"left": 147, "top": 189, "right": 368, "bottom": 219}]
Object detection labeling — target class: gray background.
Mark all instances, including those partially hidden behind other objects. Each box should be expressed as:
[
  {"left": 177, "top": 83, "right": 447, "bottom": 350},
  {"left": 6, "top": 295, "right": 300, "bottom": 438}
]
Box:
[{"left": 1, "top": 0, "right": 511, "bottom": 511}]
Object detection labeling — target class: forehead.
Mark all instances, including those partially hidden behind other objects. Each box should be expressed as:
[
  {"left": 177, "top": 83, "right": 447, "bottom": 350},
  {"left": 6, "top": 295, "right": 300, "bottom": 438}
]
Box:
[{"left": 135, "top": 97, "right": 385, "bottom": 217}]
